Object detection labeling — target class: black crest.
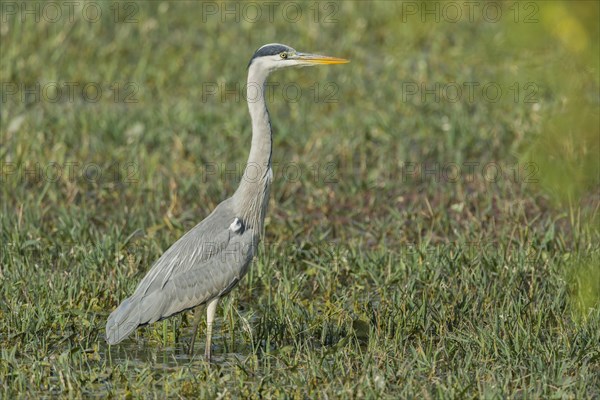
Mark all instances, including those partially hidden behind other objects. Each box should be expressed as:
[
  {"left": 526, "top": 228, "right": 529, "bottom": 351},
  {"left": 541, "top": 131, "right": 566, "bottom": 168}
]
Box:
[{"left": 248, "top": 43, "right": 293, "bottom": 67}]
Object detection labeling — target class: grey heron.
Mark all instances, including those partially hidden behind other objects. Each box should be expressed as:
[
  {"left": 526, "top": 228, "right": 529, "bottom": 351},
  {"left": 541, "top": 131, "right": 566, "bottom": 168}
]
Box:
[{"left": 105, "top": 43, "right": 349, "bottom": 360}]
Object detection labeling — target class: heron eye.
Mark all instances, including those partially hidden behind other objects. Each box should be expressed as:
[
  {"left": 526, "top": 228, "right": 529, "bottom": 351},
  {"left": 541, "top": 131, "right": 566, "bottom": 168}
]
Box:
[{"left": 280, "top": 52, "right": 288, "bottom": 59}]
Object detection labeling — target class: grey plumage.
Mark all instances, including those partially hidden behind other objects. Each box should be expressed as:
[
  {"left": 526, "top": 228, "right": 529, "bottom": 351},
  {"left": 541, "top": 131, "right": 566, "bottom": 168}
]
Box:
[
  {"left": 106, "top": 198, "right": 258, "bottom": 344},
  {"left": 106, "top": 43, "right": 348, "bottom": 360}
]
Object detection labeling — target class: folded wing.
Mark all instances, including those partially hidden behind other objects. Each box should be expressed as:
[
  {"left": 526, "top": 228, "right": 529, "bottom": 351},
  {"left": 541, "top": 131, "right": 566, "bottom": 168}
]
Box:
[{"left": 106, "top": 198, "right": 257, "bottom": 344}]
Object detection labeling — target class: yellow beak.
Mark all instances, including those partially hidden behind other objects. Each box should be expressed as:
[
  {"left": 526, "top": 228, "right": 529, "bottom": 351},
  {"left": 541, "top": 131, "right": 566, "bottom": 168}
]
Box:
[{"left": 296, "top": 53, "right": 350, "bottom": 65}]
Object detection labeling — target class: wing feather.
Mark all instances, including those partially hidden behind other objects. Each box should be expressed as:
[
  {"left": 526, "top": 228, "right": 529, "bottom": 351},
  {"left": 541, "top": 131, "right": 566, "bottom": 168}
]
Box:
[{"left": 106, "top": 197, "right": 258, "bottom": 345}]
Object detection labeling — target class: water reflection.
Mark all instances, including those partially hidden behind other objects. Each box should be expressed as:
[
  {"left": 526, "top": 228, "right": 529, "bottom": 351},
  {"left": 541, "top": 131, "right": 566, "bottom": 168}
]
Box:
[{"left": 98, "top": 321, "right": 252, "bottom": 369}]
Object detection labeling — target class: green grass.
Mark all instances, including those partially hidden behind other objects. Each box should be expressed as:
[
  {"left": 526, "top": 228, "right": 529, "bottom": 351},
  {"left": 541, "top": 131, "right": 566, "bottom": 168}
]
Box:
[{"left": 1, "top": 1, "right": 599, "bottom": 398}]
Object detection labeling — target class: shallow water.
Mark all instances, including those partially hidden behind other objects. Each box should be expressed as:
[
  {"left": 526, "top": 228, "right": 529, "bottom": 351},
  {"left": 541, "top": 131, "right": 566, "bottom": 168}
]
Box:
[
  {"left": 97, "top": 319, "right": 253, "bottom": 369},
  {"left": 78, "top": 324, "right": 251, "bottom": 397}
]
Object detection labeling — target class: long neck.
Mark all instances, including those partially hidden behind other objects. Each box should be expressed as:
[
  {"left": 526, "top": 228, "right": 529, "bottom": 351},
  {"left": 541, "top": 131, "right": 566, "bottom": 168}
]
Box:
[{"left": 232, "top": 64, "right": 273, "bottom": 232}]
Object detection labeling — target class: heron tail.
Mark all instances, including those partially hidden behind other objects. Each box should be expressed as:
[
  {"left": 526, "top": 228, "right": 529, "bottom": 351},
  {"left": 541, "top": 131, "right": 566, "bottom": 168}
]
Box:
[
  {"left": 105, "top": 296, "right": 142, "bottom": 345},
  {"left": 106, "top": 289, "right": 169, "bottom": 345}
]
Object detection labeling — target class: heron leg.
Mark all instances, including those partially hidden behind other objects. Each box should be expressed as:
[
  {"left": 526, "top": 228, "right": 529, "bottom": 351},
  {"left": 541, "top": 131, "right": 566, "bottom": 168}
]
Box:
[
  {"left": 204, "top": 297, "right": 220, "bottom": 361},
  {"left": 188, "top": 308, "right": 204, "bottom": 356}
]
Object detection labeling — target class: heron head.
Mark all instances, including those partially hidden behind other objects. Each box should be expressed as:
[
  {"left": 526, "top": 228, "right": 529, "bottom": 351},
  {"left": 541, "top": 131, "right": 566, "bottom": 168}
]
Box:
[{"left": 248, "top": 43, "right": 349, "bottom": 71}]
